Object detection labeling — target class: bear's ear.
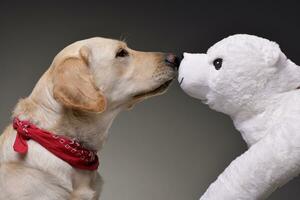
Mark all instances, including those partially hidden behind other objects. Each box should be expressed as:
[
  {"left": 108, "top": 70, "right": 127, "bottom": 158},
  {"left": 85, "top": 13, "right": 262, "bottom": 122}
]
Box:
[{"left": 262, "top": 41, "right": 282, "bottom": 67}]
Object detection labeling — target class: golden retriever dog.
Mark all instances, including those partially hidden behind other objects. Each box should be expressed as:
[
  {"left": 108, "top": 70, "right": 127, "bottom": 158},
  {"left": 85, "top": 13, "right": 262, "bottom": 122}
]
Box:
[{"left": 0, "top": 37, "right": 180, "bottom": 200}]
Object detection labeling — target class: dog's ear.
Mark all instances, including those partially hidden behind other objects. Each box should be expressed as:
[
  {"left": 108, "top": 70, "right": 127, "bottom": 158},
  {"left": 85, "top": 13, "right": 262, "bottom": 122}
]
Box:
[
  {"left": 53, "top": 46, "right": 106, "bottom": 113},
  {"left": 262, "top": 41, "right": 282, "bottom": 67}
]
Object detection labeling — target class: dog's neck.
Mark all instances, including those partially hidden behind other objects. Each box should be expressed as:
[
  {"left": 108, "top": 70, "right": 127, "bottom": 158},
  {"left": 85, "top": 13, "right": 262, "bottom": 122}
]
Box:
[
  {"left": 13, "top": 70, "right": 121, "bottom": 151},
  {"left": 230, "top": 59, "right": 300, "bottom": 146}
]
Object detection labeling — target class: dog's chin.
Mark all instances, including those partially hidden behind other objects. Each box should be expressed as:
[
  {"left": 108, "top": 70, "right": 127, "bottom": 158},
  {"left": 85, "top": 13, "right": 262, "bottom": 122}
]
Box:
[{"left": 133, "top": 80, "right": 173, "bottom": 100}]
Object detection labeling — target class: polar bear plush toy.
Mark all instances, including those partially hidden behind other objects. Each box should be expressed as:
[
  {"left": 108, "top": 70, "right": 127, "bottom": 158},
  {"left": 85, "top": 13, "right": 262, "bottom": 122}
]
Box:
[{"left": 179, "top": 34, "right": 300, "bottom": 200}]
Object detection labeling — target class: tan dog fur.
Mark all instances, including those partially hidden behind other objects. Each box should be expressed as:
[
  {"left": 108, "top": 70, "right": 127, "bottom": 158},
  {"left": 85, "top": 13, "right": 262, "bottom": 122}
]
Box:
[{"left": 0, "top": 37, "right": 176, "bottom": 200}]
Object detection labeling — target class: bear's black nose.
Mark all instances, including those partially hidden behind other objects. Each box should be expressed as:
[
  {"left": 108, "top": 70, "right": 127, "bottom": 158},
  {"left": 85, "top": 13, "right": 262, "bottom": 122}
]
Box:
[{"left": 165, "top": 54, "right": 183, "bottom": 70}]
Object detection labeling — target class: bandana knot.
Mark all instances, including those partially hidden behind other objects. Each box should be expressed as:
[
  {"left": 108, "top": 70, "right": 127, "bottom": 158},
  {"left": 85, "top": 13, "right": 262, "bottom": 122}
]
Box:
[{"left": 13, "top": 118, "right": 31, "bottom": 140}]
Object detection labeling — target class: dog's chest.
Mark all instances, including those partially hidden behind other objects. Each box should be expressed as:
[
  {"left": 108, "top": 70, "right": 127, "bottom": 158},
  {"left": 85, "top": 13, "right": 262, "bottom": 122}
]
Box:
[{"left": 2, "top": 130, "right": 74, "bottom": 188}]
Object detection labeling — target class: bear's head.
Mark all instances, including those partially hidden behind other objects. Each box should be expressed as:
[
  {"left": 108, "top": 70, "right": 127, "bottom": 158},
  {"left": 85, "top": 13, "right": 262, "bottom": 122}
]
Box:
[{"left": 178, "top": 34, "right": 298, "bottom": 116}]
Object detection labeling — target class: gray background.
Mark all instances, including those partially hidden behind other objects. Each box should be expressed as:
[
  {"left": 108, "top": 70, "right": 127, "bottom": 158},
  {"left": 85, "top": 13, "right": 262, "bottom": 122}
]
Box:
[{"left": 0, "top": 1, "right": 300, "bottom": 199}]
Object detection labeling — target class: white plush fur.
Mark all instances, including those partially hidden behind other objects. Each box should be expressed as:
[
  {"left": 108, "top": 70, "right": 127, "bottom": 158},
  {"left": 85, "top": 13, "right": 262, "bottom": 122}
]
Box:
[{"left": 178, "top": 34, "right": 300, "bottom": 200}]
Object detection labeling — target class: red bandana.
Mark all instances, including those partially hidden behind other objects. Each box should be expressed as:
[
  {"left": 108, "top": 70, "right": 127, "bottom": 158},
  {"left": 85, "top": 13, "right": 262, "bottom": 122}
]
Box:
[{"left": 12, "top": 117, "right": 99, "bottom": 171}]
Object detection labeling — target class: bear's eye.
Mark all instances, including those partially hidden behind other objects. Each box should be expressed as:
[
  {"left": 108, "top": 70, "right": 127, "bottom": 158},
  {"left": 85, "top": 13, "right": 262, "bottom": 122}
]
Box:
[{"left": 213, "top": 58, "right": 223, "bottom": 70}]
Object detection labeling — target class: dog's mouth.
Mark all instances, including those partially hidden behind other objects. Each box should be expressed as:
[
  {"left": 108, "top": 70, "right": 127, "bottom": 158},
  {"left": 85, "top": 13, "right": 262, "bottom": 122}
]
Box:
[{"left": 133, "top": 80, "right": 173, "bottom": 99}]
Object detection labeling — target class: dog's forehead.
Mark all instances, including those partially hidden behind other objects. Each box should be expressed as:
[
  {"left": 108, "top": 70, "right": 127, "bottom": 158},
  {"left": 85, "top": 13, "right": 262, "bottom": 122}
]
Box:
[
  {"left": 52, "top": 37, "right": 126, "bottom": 66},
  {"left": 82, "top": 37, "right": 127, "bottom": 50},
  {"left": 64, "top": 37, "right": 126, "bottom": 53}
]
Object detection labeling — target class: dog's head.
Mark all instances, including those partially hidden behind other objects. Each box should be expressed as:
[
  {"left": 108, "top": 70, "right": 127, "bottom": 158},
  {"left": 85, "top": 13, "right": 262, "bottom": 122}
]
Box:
[
  {"left": 179, "top": 34, "right": 288, "bottom": 115},
  {"left": 50, "top": 37, "right": 180, "bottom": 113}
]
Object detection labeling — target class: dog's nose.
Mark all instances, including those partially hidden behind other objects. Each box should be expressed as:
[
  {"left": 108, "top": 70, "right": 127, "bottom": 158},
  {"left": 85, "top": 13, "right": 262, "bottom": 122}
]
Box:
[{"left": 165, "top": 54, "right": 182, "bottom": 70}]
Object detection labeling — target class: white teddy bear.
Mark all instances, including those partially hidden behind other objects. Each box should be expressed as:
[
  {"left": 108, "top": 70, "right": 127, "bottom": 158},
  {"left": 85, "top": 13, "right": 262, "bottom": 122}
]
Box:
[{"left": 178, "top": 34, "right": 300, "bottom": 200}]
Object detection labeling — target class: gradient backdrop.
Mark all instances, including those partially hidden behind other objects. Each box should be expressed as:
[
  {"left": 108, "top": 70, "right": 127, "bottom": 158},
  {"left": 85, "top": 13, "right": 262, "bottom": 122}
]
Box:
[{"left": 0, "top": 1, "right": 299, "bottom": 199}]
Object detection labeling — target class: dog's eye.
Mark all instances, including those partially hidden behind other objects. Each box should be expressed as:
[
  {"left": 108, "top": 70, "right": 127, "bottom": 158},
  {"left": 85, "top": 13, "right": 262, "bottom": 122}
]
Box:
[
  {"left": 116, "top": 49, "right": 129, "bottom": 58},
  {"left": 213, "top": 58, "right": 223, "bottom": 70}
]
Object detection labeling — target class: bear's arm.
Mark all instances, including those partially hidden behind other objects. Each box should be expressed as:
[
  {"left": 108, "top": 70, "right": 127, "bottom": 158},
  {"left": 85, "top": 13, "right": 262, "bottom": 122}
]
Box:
[{"left": 200, "top": 123, "right": 300, "bottom": 200}]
